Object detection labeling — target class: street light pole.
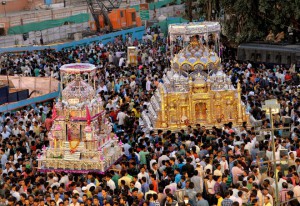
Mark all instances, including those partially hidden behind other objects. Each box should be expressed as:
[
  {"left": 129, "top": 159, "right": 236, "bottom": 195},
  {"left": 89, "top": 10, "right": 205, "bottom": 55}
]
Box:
[
  {"left": 269, "top": 107, "right": 279, "bottom": 206},
  {"left": 262, "top": 99, "right": 281, "bottom": 206},
  {"left": 2, "top": 1, "right": 7, "bottom": 17}
]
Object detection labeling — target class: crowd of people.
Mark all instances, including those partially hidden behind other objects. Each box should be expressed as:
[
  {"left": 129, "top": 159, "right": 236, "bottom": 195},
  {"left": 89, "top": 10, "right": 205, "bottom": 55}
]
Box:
[{"left": 0, "top": 26, "right": 300, "bottom": 206}]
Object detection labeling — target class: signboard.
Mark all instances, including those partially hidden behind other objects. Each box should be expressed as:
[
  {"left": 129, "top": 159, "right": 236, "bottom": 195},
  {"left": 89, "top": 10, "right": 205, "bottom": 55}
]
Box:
[
  {"left": 140, "top": 3, "right": 150, "bottom": 20},
  {"left": 127, "top": 46, "right": 138, "bottom": 65}
]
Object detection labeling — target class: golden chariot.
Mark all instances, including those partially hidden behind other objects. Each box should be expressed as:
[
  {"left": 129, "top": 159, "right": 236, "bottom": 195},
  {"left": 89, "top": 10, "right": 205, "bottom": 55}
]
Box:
[{"left": 141, "top": 22, "right": 249, "bottom": 131}]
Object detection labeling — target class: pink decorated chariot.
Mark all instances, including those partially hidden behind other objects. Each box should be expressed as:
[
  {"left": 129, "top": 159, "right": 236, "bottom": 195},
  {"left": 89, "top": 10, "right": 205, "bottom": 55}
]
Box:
[{"left": 37, "top": 63, "right": 123, "bottom": 173}]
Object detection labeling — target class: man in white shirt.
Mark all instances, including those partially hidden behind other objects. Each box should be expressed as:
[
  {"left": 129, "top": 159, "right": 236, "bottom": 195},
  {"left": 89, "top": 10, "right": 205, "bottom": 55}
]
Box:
[
  {"left": 11, "top": 124, "right": 20, "bottom": 136},
  {"left": 146, "top": 77, "right": 152, "bottom": 92},
  {"left": 13, "top": 149, "right": 22, "bottom": 164},
  {"left": 123, "top": 140, "right": 131, "bottom": 157},
  {"left": 220, "top": 155, "right": 229, "bottom": 173},
  {"left": 119, "top": 56, "right": 125, "bottom": 67},
  {"left": 229, "top": 190, "right": 237, "bottom": 202},
  {"left": 54, "top": 192, "right": 63, "bottom": 206},
  {"left": 59, "top": 173, "right": 69, "bottom": 185},
  {"left": 0, "top": 149, "right": 7, "bottom": 170},
  {"left": 1, "top": 127, "right": 10, "bottom": 140},
  {"left": 116, "top": 51, "right": 125, "bottom": 58},
  {"left": 157, "top": 151, "right": 170, "bottom": 168},
  {"left": 133, "top": 176, "right": 142, "bottom": 191},
  {"left": 105, "top": 174, "right": 116, "bottom": 191},
  {"left": 96, "top": 82, "right": 108, "bottom": 94},
  {"left": 236, "top": 191, "right": 243, "bottom": 206},
  {"left": 11, "top": 185, "right": 20, "bottom": 202},
  {"left": 138, "top": 167, "right": 150, "bottom": 184},
  {"left": 3, "top": 162, "right": 14, "bottom": 175},
  {"left": 117, "top": 110, "right": 127, "bottom": 127}
]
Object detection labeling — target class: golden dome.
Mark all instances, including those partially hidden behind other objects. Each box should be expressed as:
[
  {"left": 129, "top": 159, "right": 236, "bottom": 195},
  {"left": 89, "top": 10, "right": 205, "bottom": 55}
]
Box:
[{"left": 172, "top": 38, "right": 220, "bottom": 72}]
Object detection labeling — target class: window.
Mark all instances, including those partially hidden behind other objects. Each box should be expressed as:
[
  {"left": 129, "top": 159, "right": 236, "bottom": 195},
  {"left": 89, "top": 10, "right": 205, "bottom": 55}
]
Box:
[
  {"left": 132, "top": 12, "right": 136, "bottom": 21},
  {"left": 266, "top": 54, "right": 270, "bottom": 61},
  {"left": 0, "top": 28, "right": 5, "bottom": 36}
]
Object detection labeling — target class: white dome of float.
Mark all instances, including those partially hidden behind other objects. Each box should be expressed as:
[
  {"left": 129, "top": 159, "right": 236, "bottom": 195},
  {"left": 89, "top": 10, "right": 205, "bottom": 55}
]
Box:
[
  {"left": 60, "top": 63, "right": 96, "bottom": 74},
  {"left": 62, "top": 78, "right": 95, "bottom": 104},
  {"left": 172, "top": 38, "right": 220, "bottom": 72}
]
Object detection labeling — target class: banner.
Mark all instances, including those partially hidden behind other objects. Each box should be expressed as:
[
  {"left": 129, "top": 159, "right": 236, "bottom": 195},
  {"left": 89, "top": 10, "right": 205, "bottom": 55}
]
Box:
[{"left": 140, "top": 3, "right": 150, "bottom": 20}]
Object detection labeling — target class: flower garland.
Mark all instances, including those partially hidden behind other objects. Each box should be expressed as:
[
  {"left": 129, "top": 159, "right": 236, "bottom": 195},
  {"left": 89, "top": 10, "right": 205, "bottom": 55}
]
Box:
[{"left": 69, "top": 141, "right": 80, "bottom": 154}]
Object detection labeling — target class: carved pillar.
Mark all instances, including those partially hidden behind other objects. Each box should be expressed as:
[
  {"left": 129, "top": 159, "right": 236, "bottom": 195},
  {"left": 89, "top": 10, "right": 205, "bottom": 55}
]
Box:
[
  {"left": 160, "top": 86, "right": 167, "bottom": 127},
  {"left": 237, "top": 81, "right": 243, "bottom": 123},
  {"left": 176, "top": 93, "right": 180, "bottom": 129},
  {"left": 206, "top": 99, "right": 211, "bottom": 124},
  {"left": 188, "top": 78, "right": 193, "bottom": 124},
  {"left": 207, "top": 82, "right": 212, "bottom": 124}
]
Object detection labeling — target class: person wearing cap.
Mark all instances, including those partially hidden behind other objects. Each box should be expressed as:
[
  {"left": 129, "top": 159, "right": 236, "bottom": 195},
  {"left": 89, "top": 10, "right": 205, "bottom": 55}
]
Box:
[{"left": 82, "top": 186, "right": 92, "bottom": 198}]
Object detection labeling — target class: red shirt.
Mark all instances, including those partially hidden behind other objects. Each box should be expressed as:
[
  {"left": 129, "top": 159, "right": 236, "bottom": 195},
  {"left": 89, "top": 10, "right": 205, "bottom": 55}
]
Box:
[
  {"left": 45, "top": 118, "right": 53, "bottom": 131},
  {"left": 152, "top": 180, "right": 158, "bottom": 192},
  {"left": 285, "top": 74, "right": 292, "bottom": 81}
]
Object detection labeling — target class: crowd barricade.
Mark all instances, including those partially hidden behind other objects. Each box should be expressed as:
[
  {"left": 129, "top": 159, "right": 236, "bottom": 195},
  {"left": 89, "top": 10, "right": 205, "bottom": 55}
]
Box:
[{"left": 0, "top": 76, "right": 59, "bottom": 112}]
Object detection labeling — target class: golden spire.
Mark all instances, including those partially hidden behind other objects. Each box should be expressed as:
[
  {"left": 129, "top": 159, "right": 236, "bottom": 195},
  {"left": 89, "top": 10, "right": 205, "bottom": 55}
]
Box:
[{"left": 190, "top": 36, "right": 200, "bottom": 47}]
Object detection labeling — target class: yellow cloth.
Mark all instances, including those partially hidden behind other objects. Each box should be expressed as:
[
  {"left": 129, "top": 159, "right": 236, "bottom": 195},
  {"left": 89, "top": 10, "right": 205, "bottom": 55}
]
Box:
[
  {"left": 217, "top": 197, "right": 223, "bottom": 206},
  {"left": 86, "top": 191, "right": 93, "bottom": 198},
  {"left": 33, "top": 126, "right": 40, "bottom": 135}
]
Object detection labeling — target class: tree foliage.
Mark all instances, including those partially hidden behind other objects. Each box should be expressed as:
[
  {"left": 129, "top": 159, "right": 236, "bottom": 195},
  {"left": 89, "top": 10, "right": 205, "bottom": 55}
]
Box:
[{"left": 216, "top": 0, "right": 300, "bottom": 44}]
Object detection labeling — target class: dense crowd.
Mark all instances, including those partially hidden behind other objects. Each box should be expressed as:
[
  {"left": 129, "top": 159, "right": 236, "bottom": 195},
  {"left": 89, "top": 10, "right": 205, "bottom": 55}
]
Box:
[{"left": 0, "top": 26, "right": 300, "bottom": 206}]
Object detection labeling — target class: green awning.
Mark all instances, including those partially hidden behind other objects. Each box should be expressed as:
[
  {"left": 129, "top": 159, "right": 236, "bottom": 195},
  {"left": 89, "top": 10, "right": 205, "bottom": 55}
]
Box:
[{"left": 8, "top": 13, "right": 90, "bottom": 35}]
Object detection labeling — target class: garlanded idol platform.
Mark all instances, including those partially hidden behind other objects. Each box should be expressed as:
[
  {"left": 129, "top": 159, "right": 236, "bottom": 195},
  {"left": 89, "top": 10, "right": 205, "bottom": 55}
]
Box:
[{"left": 37, "top": 63, "right": 123, "bottom": 173}]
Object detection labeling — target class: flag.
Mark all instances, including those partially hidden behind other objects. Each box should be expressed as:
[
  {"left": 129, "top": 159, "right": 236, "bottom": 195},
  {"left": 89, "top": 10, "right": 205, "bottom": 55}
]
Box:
[
  {"left": 86, "top": 106, "right": 91, "bottom": 126},
  {"left": 52, "top": 105, "right": 57, "bottom": 120}
]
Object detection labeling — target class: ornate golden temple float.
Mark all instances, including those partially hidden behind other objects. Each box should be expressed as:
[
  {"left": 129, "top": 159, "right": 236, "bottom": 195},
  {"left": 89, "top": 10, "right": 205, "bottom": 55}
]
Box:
[
  {"left": 141, "top": 22, "right": 249, "bottom": 131},
  {"left": 38, "top": 63, "right": 122, "bottom": 173}
]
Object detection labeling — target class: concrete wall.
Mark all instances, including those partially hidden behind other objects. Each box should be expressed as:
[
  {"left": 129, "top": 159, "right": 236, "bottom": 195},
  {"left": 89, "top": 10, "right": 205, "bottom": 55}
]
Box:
[{"left": 0, "top": 0, "right": 44, "bottom": 13}]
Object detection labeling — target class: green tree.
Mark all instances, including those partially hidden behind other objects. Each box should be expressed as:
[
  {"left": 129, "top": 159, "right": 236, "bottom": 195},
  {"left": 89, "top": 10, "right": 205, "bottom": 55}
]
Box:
[{"left": 220, "top": 0, "right": 300, "bottom": 44}]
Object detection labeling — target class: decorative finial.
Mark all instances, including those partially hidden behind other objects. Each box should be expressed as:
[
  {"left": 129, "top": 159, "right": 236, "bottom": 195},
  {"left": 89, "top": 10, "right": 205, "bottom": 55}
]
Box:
[{"left": 190, "top": 36, "right": 200, "bottom": 47}]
